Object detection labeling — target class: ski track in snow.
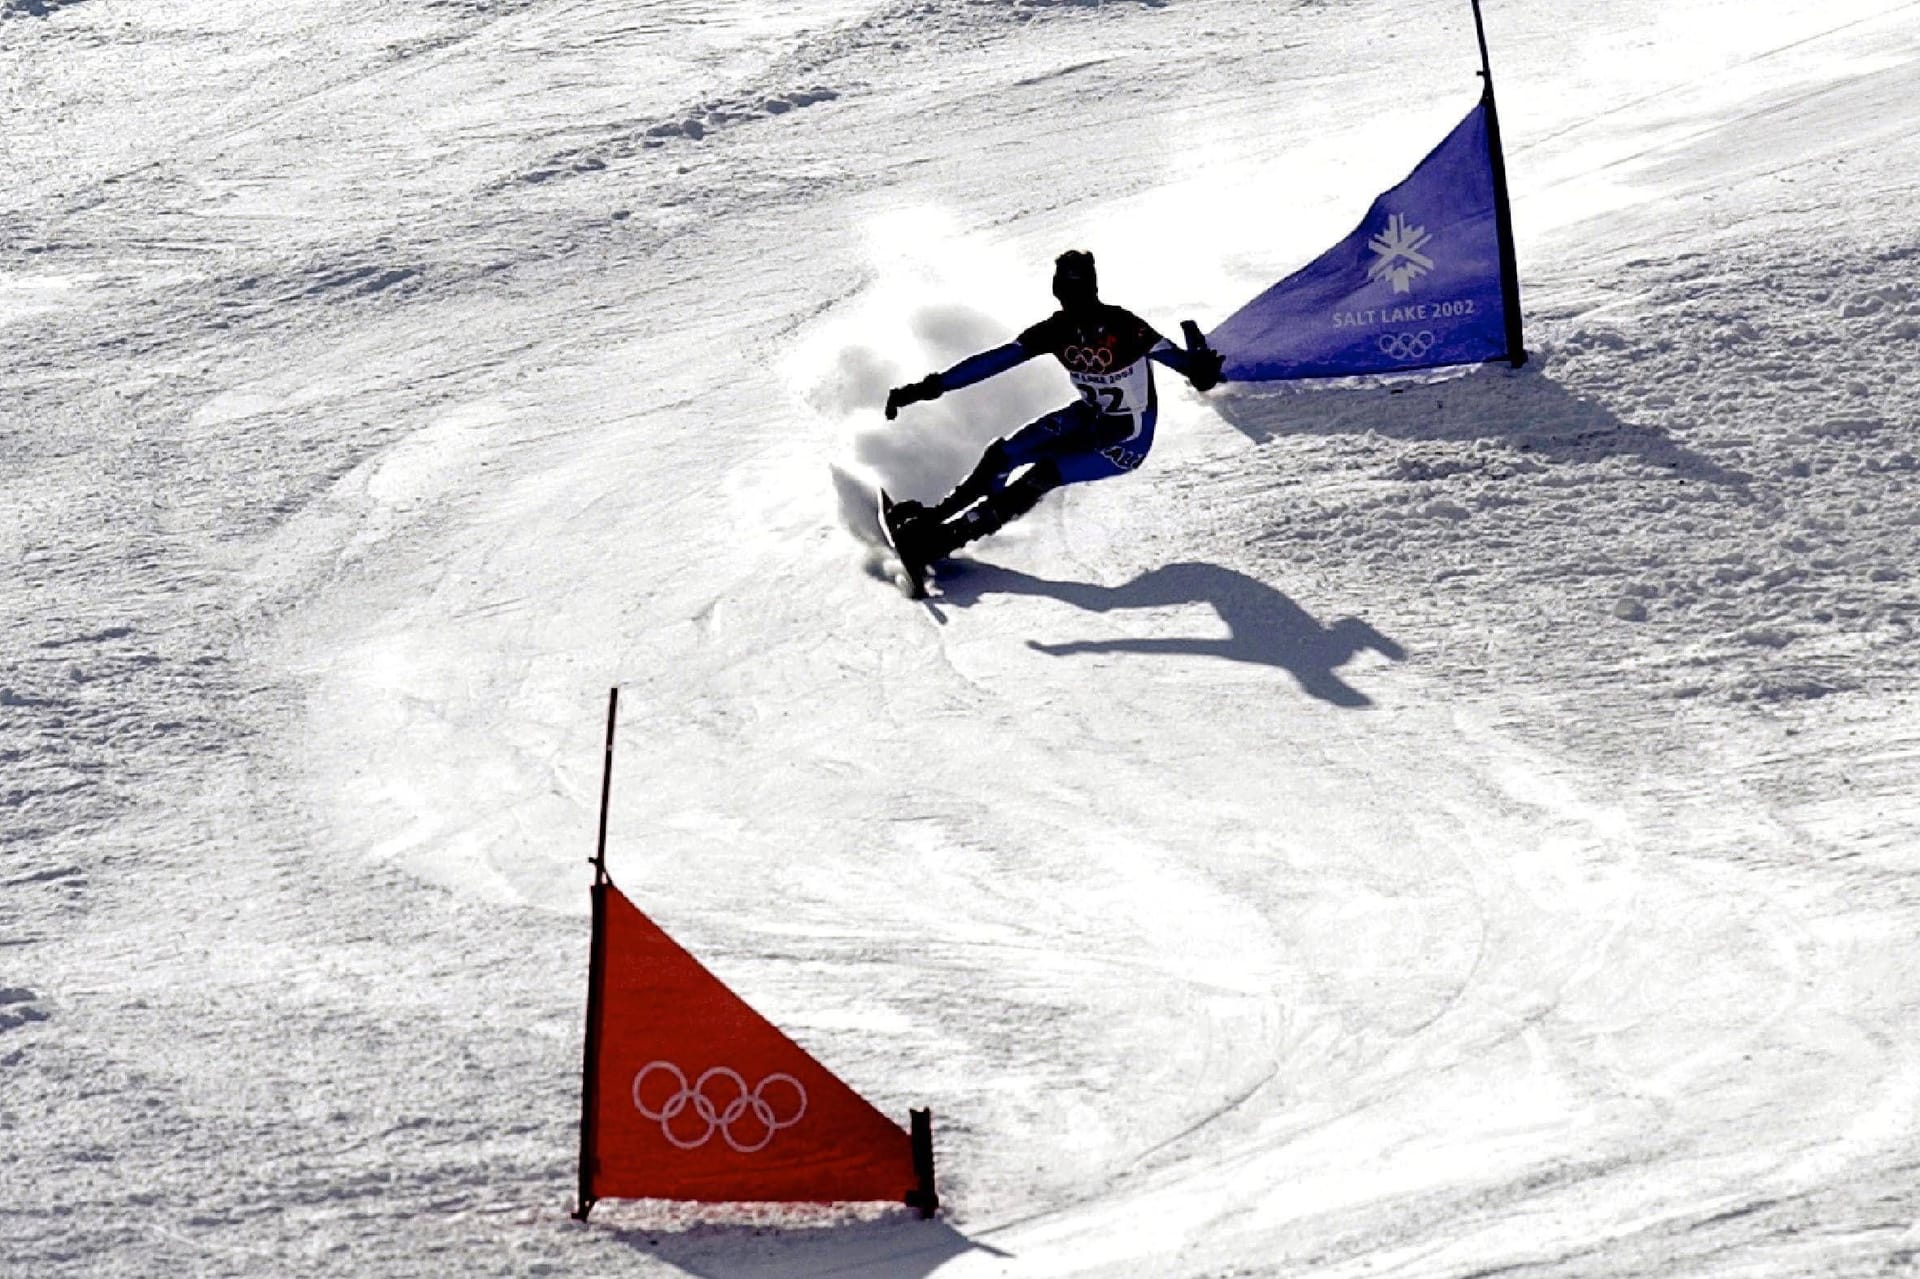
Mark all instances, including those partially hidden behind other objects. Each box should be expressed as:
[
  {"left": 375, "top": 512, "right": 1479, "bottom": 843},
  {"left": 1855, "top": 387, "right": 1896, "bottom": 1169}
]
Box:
[{"left": 5, "top": 0, "right": 1920, "bottom": 1275}]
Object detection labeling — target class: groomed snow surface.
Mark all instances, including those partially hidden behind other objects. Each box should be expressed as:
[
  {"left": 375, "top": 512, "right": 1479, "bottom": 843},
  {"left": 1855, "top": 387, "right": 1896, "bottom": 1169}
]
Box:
[{"left": 6, "top": 0, "right": 1920, "bottom": 1275}]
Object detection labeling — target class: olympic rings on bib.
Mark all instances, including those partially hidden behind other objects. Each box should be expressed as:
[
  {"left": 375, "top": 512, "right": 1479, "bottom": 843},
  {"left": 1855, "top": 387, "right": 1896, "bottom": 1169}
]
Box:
[
  {"left": 1377, "top": 331, "right": 1436, "bottom": 361},
  {"left": 631, "top": 1062, "right": 808, "bottom": 1153},
  {"left": 1063, "top": 345, "right": 1115, "bottom": 372}
]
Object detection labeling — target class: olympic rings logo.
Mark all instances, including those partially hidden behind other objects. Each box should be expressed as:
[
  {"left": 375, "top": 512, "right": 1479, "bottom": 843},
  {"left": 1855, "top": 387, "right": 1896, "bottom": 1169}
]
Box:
[
  {"left": 632, "top": 1062, "right": 808, "bottom": 1153},
  {"left": 1063, "top": 345, "right": 1114, "bottom": 372},
  {"left": 1377, "top": 331, "right": 1436, "bottom": 361}
]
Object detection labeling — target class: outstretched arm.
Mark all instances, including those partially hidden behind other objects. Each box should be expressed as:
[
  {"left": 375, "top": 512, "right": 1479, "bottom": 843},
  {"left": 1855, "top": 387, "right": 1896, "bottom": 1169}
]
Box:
[
  {"left": 885, "top": 340, "right": 1038, "bottom": 419},
  {"left": 937, "top": 341, "right": 1034, "bottom": 391},
  {"left": 1147, "top": 341, "right": 1198, "bottom": 375},
  {"left": 1147, "top": 320, "right": 1224, "bottom": 391}
]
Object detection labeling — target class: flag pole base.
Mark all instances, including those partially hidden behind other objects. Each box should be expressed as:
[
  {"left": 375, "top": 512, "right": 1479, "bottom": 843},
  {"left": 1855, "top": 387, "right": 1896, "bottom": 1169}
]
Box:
[{"left": 906, "top": 1108, "right": 939, "bottom": 1219}]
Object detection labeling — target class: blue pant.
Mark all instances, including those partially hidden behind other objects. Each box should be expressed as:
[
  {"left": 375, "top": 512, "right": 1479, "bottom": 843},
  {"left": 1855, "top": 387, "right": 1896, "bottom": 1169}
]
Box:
[
  {"left": 998, "top": 400, "right": 1156, "bottom": 487},
  {"left": 913, "top": 399, "right": 1158, "bottom": 560}
]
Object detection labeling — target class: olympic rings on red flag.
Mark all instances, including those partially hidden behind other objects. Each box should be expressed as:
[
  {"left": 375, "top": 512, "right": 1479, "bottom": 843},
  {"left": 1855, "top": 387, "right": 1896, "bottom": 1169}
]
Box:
[{"left": 631, "top": 1062, "right": 809, "bottom": 1153}]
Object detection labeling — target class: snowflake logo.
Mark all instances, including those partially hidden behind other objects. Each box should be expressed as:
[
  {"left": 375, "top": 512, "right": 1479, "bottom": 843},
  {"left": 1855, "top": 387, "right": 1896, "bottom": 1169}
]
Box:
[{"left": 1367, "top": 213, "right": 1435, "bottom": 294}]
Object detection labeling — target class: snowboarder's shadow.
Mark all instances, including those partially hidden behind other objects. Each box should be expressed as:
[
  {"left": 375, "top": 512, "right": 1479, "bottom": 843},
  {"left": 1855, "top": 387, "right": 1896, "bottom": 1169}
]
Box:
[{"left": 938, "top": 560, "right": 1406, "bottom": 708}]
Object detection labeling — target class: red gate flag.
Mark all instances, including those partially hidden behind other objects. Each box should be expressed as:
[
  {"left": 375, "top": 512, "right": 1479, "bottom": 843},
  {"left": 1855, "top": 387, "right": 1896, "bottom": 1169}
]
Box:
[{"left": 575, "top": 879, "right": 935, "bottom": 1213}]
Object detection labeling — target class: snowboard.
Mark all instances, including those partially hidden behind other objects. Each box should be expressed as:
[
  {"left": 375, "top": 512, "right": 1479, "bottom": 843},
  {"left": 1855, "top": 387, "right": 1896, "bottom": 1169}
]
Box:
[{"left": 876, "top": 489, "right": 933, "bottom": 600}]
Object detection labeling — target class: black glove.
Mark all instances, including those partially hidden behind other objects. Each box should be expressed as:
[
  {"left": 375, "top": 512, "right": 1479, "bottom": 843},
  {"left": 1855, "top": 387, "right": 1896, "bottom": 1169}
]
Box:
[
  {"left": 1187, "top": 347, "right": 1225, "bottom": 392},
  {"left": 1180, "top": 320, "right": 1225, "bottom": 392},
  {"left": 885, "top": 374, "right": 943, "bottom": 420}
]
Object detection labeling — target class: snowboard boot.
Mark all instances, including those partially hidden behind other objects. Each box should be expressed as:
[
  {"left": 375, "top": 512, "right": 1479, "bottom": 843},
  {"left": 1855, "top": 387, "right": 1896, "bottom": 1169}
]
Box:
[
  {"left": 905, "top": 466, "right": 1056, "bottom": 565},
  {"left": 886, "top": 497, "right": 930, "bottom": 532}
]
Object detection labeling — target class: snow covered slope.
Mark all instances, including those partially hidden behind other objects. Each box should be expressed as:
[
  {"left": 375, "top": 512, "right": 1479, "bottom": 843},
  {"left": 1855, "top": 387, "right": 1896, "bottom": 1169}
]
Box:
[{"left": 5, "top": 0, "right": 1920, "bottom": 1275}]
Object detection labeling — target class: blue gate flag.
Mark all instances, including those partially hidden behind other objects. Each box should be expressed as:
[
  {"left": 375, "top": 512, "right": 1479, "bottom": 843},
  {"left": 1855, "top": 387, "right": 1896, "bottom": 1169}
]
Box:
[{"left": 1210, "top": 99, "right": 1517, "bottom": 381}]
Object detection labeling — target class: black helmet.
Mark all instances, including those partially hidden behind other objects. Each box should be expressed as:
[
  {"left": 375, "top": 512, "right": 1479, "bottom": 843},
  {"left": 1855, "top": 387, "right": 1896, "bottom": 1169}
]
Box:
[{"left": 1052, "top": 250, "right": 1098, "bottom": 313}]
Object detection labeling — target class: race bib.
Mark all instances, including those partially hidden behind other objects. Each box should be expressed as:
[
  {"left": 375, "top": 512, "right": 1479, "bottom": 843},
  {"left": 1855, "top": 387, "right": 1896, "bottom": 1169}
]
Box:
[{"left": 1070, "top": 356, "right": 1150, "bottom": 423}]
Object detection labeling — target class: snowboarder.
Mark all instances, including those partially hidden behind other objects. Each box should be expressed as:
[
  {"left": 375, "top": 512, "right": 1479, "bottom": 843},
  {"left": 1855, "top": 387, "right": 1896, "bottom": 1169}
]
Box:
[{"left": 881, "top": 249, "right": 1224, "bottom": 576}]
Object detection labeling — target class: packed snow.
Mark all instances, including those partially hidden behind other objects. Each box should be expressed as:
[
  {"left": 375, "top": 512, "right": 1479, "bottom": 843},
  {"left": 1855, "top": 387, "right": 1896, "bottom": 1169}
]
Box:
[{"left": 5, "top": 0, "right": 1920, "bottom": 1275}]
